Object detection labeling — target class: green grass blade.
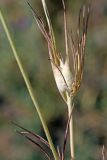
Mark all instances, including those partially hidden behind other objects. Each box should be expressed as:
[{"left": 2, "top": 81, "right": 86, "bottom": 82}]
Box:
[{"left": 0, "top": 10, "right": 58, "bottom": 160}]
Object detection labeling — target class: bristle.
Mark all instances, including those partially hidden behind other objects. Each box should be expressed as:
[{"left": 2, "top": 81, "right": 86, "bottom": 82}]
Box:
[
  {"left": 27, "top": 2, "right": 53, "bottom": 48},
  {"left": 41, "top": 0, "right": 56, "bottom": 52}
]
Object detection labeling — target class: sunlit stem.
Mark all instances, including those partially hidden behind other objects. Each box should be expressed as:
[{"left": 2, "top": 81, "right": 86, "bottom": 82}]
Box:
[
  {"left": 67, "top": 95, "right": 74, "bottom": 160},
  {"left": 0, "top": 10, "right": 59, "bottom": 160},
  {"left": 62, "top": 0, "right": 69, "bottom": 59}
]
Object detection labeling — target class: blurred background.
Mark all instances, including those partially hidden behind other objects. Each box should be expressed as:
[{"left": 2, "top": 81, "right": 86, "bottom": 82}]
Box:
[{"left": 0, "top": 0, "right": 107, "bottom": 159}]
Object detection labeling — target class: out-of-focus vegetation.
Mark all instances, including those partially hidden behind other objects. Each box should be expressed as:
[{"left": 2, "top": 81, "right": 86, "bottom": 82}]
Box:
[{"left": 0, "top": 0, "right": 107, "bottom": 160}]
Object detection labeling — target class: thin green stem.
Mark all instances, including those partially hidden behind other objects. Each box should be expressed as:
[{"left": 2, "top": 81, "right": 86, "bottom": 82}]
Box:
[
  {"left": 67, "top": 96, "right": 74, "bottom": 160},
  {"left": 0, "top": 10, "right": 58, "bottom": 160}
]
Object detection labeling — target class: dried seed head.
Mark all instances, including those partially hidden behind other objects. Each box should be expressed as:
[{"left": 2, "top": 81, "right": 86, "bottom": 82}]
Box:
[{"left": 28, "top": 0, "right": 90, "bottom": 103}]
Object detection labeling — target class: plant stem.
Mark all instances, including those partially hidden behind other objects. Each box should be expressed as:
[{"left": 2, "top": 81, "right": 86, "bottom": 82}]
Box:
[
  {"left": 0, "top": 10, "right": 58, "bottom": 160},
  {"left": 67, "top": 96, "right": 74, "bottom": 160}
]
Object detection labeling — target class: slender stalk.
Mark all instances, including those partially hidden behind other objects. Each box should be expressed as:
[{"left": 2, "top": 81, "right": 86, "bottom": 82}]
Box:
[
  {"left": 67, "top": 96, "right": 74, "bottom": 160},
  {"left": 0, "top": 10, "right": 59, "bottom": 160}
]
